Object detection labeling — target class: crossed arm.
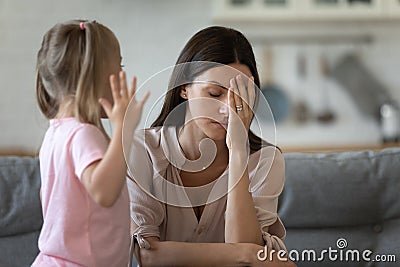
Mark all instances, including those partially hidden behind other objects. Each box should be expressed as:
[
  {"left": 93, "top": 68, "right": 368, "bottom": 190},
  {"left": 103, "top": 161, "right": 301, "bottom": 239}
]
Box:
[{"left": 130, "top": 221, "right": 292, "bottom": 267}]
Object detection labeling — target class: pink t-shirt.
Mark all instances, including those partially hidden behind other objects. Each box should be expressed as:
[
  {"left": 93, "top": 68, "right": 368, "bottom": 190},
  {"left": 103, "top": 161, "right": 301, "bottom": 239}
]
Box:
[{"left": 32, "top": 118, "right": 130, "bottom": 267}]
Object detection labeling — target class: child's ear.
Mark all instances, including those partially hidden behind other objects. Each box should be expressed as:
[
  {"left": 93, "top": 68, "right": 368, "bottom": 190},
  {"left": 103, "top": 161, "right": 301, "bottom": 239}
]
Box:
[{"left": 180, "top": 86, "right": 188, "bottom": 99}]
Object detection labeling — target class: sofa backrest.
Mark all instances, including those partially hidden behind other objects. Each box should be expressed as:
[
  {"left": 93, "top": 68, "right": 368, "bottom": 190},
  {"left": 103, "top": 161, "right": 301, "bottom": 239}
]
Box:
[
  {"left": 1, "top": 148, "right": 399, "bottom": 266},
  {"left": 0, "top": 156, "right": 42, "bottom": 236},
  {"left": 0, "top": 156, "right": 42, "bottom": 267},
  {"left": 279, "top": 148, "right": 400, "bottom": 266}
]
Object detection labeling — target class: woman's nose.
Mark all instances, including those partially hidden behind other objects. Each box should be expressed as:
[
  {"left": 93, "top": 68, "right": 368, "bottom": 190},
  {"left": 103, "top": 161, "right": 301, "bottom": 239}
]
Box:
[{"left": 219, "top": 99, "right": 229, "bottom": 115}]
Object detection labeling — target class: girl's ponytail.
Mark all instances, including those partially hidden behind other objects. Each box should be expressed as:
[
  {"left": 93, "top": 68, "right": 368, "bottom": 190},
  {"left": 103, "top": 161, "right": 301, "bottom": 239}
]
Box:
[{"left": 75, "top": 21, "right": 101, "bottom": 128}]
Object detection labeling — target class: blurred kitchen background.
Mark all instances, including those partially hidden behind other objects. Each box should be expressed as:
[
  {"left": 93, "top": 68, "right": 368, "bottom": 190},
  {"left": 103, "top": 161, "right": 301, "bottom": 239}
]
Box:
[{"left": 1, "top": 0, "right": 400, "bottom": 154}]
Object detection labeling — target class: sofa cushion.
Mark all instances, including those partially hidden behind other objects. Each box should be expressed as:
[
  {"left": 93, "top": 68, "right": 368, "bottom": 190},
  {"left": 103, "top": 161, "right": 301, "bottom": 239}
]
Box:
[
  {"left": 283, "top": 218, "right": 400, "bottom": 267},
  {"left": 279, "top": 148, "right": 400, "bottom": 228},
  {"left": 0, "top": 230, "right": 40, "bottom": 267},
  {"left": 0, "top": 156, "right": 42, "bottom": 237}
]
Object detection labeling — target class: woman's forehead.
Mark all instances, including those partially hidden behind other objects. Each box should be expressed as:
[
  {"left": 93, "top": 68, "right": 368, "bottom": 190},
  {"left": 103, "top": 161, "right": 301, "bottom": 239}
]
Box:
[{"left": 193, "top": 64, "right": 252, "bottom": 89}]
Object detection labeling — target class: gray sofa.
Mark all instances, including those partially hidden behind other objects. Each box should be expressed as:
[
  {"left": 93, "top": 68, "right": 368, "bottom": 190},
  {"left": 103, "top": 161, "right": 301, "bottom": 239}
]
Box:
[
  {"left": 0, "top": 148, "right": 399, "bottom": 267},
  {"left": 280, "top": 148, "right": 400, "bottom": 266},
  {"left": 0, "top": 157, "right": 42, "bottom": 267}
]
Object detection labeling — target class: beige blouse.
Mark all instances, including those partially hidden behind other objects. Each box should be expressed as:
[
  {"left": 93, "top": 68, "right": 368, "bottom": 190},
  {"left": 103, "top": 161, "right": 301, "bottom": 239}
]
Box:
[{"left": 126, "top": 126, "right": 286, "bottom": 247}]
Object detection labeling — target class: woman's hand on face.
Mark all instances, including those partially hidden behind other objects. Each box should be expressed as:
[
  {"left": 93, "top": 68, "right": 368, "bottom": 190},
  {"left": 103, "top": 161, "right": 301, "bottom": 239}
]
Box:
[
  {"left": 99, "top": 71, "right": 150, "bottom": 131},
  {"left": 226, "top": 75, "right": 255, "bottom": 151}
]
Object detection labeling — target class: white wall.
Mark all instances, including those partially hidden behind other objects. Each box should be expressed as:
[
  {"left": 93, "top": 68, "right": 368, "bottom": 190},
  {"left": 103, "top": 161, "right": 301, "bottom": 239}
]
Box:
[
  {"left": 0, "top": 0, "right": 211, "bottom": 154},
  {"left": 1, "top": 0, "right": 399, "bottom": 154}
]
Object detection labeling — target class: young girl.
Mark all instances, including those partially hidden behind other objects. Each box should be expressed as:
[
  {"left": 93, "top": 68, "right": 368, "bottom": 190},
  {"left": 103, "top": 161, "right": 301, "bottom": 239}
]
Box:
[{"left": 32, "top": 20, "right": 149, "bottom": 267}]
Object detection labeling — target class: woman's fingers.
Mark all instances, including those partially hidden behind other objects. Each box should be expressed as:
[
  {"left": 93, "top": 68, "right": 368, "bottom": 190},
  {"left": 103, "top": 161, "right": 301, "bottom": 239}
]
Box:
[
  {"left": 228, "top": 79, "right": 236, "bottom": 116},
  {"left": 248, "top": 76, "right": 255, "bottom": 110},
  {"left": 234, "top": 75, "right": 256, "bottom": 133},
  {"left": 227, "top": 76, "right": 253, "bottom": 150},
  {"left": 236, "top": 75, "right": 248, "bottom": 108},
  {"left": 227, "top": 85, "right": 235, "bottom": 118},
  {"left": 230, "top": 77, "right": 242, "bottom": 113}
]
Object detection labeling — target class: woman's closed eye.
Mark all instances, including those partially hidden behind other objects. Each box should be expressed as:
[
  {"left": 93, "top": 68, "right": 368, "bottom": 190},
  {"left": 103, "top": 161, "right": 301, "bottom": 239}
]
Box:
[
  {"left": 208, "top": 88, "right": 226, "bottom": 97},
  {"left": 209, "top": 92, "right": 222, "bottom": 97}
]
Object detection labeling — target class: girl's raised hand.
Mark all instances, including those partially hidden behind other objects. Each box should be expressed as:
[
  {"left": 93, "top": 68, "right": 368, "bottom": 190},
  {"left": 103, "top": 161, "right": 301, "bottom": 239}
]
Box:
[{"left": 99, "top": 71, "right": 150, "bottom": 131}]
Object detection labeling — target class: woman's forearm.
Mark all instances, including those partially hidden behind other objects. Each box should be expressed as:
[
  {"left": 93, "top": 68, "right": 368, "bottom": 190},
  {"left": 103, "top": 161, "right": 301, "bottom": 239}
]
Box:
[
  {"left": 138, "top": 238, "right": 294, "bottom": 267},
  {"left": 140, "top": 239, "right": 249, "bottom": 267},
  {"left": 225, "top": 151, "right": 264, "bottom": 245}
]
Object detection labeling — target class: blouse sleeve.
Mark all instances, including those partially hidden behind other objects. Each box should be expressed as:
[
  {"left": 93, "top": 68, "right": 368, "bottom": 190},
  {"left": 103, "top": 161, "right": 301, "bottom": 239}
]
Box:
[
  {"left": 249, "top": 146, "right": 286, "bottom": 247},
  {"left": 126, "top": 131, "right": 165, "bottom": 240},
  {"left": 127, "top": 178, "right": 165, "bottom": 239}
]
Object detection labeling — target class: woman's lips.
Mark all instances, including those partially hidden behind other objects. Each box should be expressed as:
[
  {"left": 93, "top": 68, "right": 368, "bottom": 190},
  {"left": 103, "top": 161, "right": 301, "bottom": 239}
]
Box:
[{"left": 212, "top": 121, "right": 228, "bottom": 129}]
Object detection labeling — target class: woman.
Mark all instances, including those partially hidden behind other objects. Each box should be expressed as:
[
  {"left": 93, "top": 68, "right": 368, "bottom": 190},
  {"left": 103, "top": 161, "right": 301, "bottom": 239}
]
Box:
[{"left": 126, "top": 26, "right": 294, "bottom": 266}]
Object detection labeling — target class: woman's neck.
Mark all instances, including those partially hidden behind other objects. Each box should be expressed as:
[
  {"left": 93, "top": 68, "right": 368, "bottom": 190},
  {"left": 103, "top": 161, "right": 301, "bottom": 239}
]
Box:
[{"left": 178, "top": 121, "right": 228, "bottom": 165}]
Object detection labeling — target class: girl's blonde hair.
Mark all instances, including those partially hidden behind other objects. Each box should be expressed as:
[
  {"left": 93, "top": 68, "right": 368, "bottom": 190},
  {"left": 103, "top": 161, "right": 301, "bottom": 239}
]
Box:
[{"left": 36, "top": 19, "right": 119, "bottom": 135}]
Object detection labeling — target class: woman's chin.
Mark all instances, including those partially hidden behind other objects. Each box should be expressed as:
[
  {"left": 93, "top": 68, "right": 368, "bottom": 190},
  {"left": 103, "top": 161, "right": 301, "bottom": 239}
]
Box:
[{"left": 203, "top": 125, "right": 227, "bottom": 141}]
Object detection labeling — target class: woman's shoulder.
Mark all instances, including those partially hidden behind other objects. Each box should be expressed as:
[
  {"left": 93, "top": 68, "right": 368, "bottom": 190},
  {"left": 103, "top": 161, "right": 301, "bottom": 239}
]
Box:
[
  {"left": 133, "top": 126, "right": 178, "bottom": 157},
  {"left": 248, "top": 145, "right": 285, "bottom": 187},
  {"left": 248, "top": 145, "right": 284, "bottom": 173},
  {"left": 138, "top": 126, "right": 164, "bottom": 147},
  {"left": 140, "top": 126, "right": 178, "bottom": 144},
  {"left": 250, "top": 145, "right": 284, "bottom": 163},
  {"left": 143, "top": 126, "right": 162, "bottom": 138}
]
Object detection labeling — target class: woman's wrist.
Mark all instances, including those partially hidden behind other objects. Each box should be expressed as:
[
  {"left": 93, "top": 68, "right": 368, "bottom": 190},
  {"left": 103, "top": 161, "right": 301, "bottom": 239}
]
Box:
[
  {"left": 225, "top": 243, "right": 253, "bottom": 266},
  {"left": 239, "top": 243, "right": 261, "bottom": 266},
  {"left": 229, "top": 146, "right": 249, "bottom": 163}
]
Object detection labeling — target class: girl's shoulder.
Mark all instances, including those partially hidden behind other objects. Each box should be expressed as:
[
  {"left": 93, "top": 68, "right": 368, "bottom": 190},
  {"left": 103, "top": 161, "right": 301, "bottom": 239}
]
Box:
[
  {"left": 49, "top": 117, "right": 98, "bottom": 131},
  {"left": 49, "top": 118, "right": 107, "bottom": 145}
]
